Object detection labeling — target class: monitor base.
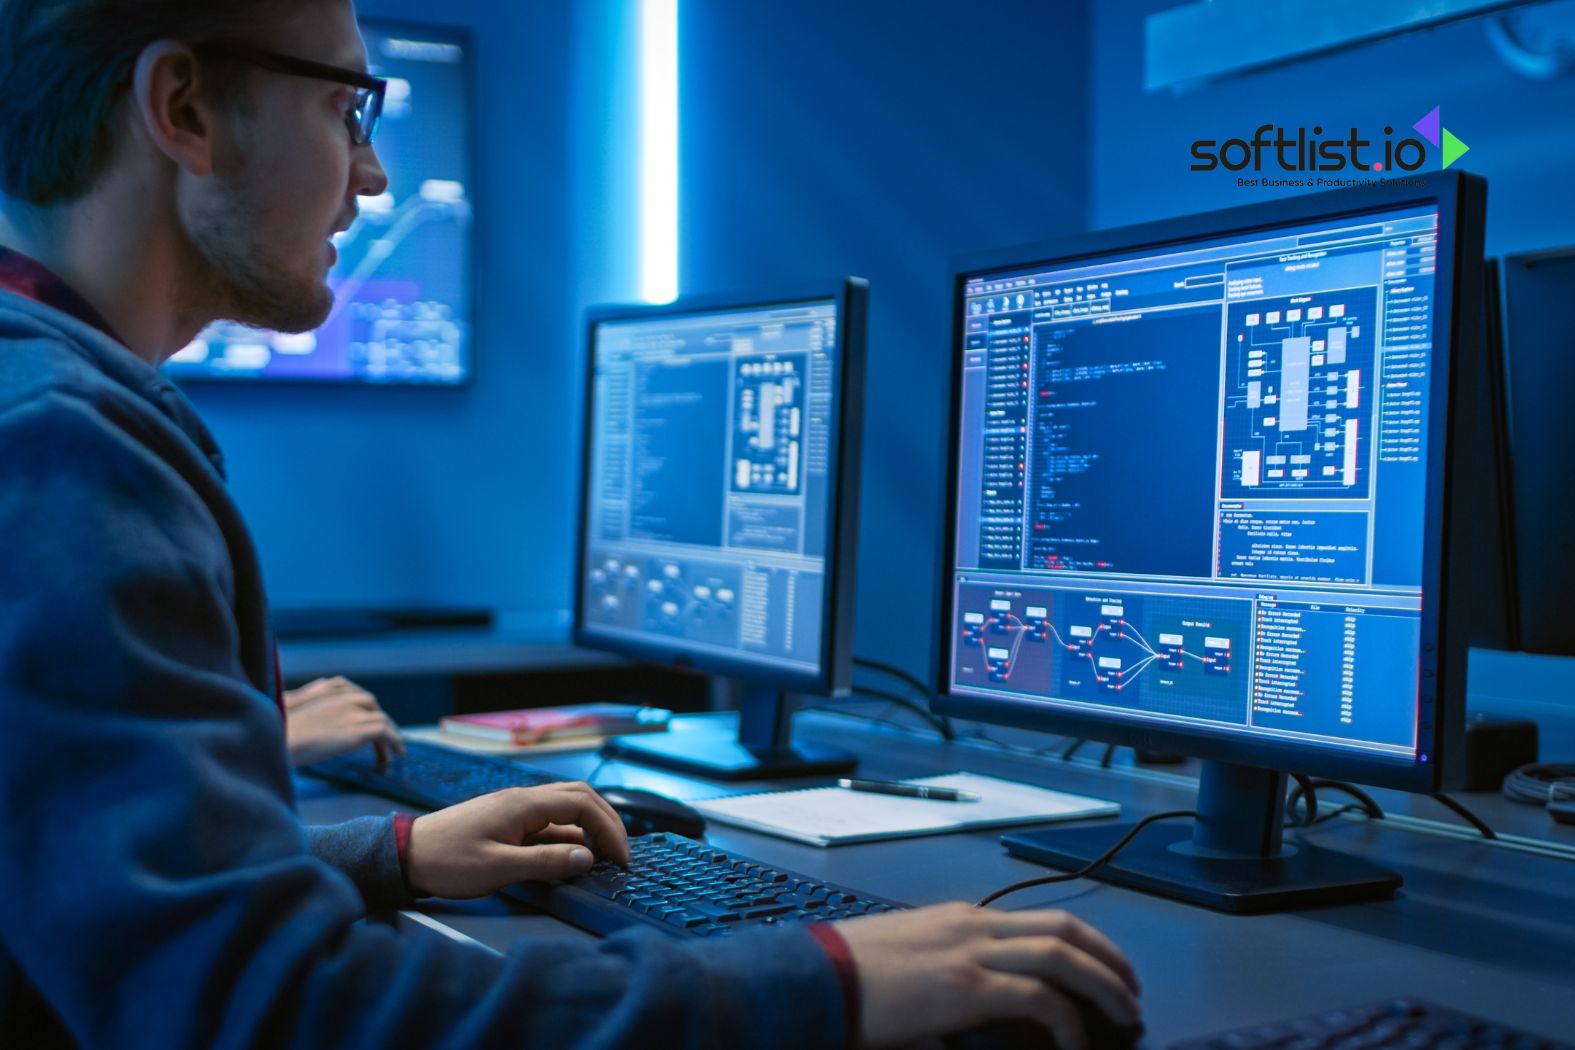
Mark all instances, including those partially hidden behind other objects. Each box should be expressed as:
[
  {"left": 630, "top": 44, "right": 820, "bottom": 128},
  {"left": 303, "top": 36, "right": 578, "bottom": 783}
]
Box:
[
  {"left": 1002, "top": 822, "right": 1401, "bottom": 914},
  {"left": 601, "top": 720, "right": 857, "bottom": 780}
]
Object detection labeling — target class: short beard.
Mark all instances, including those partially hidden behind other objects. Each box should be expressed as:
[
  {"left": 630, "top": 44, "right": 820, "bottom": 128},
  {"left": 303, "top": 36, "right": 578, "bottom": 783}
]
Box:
[{"left": 178, "top": 172, "right": 333, "bottom": 334}]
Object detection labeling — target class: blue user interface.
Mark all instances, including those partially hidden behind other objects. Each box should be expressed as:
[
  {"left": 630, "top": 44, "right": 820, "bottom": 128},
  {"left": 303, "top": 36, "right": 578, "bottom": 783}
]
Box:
[
  {"left": 164, "top": 22, "right": 472, "bottom": 383},
  {"left": 581, "top": 300, "right": 841, "bottom": 673},
  {"left": 949, "top": 205, "right": 1439, "bottom": 762}
]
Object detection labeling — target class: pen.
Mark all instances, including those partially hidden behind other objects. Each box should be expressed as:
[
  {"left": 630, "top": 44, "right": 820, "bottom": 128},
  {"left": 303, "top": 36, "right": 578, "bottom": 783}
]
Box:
[{"left": 837, "top": 778, "right": 981, "bottom": 802}]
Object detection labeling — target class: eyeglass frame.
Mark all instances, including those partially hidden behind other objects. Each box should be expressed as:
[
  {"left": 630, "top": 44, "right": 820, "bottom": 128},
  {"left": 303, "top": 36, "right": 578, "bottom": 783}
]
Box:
[{"left": 192, "top": 41, "right": 387, "bottom": 147}]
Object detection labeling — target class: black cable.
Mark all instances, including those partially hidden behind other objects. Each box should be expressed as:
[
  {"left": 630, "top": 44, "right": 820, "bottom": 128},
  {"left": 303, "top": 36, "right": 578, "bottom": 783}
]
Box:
[
  {"left": 1287, "top": 778, "right": 1384, "bottom": 827},
  {"left": 1287, "top": 774, "right": 1319, "bottom": 827},
  {"left": 1315, "top": 780, "right": 1383, "bottom": 817},
  {"left": 852, "top": 657, "right": 934, "bottom": 700},
  {"left": 977, "top": 810, "right": 1197, "bottom": 908},
  {"left": 1286, "top": 777, "right": 1491, "bottom": 839},
  {"left": 851, "top": 658, "right": 956, "bottom": 740},
  {"left": 849, "top": 686, "right": 956, "bottom": 741},
  {"left": 1060, "top": 738, "right": 1088, "bottom": 762},
  {"left": 1429, "top": 793, "right": 1497, "bottom": 840},
  {"left": 1311, "top": 803, "right": 1372, "bottom": 826},
  {"left": 1099, "top": 742, "right": 1117, "bottom": 769}
]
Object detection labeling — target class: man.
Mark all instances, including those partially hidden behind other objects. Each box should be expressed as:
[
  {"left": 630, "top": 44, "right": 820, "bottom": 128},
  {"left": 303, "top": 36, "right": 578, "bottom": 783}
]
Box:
[{"left": 0, "top": 2, "right": 1144, "bottom": 1047}]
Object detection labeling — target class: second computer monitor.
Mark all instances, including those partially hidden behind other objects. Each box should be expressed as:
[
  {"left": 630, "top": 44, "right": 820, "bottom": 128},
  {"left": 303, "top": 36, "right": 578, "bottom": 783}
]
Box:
[
  {"left": 936, "top": 173, "right": 1487, "bottom": 911},
  {"left": 577, "top": 281, "right": 868, "bottom": 779}
]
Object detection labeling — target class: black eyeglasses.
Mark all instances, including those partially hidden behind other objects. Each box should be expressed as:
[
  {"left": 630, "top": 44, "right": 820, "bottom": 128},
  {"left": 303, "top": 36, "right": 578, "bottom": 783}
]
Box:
[{"left": 194, "top": 41, "right": 386, "bottom": 146}]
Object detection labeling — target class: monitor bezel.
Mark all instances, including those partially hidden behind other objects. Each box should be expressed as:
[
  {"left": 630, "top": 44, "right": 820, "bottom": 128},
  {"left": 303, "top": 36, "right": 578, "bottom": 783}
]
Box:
[
  {"left": 165, "top": 16, "right": 479, "bottom": 388},
  {"left": 933, "top": 172, "right": 1484, "bottom": 793},
  {"left": 1498, "top": 245, "right": 1575, "bottom": 656},
  {"left": 573, "top": 279, "right": 869, "bottom": 698}
]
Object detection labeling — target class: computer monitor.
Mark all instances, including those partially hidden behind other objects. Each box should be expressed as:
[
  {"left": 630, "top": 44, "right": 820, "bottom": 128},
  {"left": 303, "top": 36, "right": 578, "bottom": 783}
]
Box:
[
  {"left": 1499, "top": 247, "right": 1575, "bottom": 656},
  {"left": 578, "top": 281, "right": 868, "bottom": 779},
  {"left": 164, "top": 19, "right": 473, "bottom": 384},
  {"left": 935, "top": 172, "right": 1487, "bottom": 912}
]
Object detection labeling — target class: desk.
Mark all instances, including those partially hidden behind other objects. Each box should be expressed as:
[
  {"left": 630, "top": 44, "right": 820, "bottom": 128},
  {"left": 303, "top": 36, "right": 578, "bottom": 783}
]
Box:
[{"left": 298, "top": 710, "right": 1575, "bottom": 1044}]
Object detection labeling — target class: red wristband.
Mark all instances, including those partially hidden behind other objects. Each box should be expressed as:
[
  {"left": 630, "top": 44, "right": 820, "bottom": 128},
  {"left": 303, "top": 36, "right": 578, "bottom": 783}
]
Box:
[
  {"left": 392, "top": 811, "right": 418, "bottom": 896},
  {"left": 807, "top": 922, "right": 861, "bottom": 1047}
]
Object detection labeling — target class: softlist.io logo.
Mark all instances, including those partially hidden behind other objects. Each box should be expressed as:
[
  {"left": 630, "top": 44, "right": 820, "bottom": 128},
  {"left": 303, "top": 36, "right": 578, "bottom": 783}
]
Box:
[{"left": 1191, "top": 107, "right": 1469, "bottom": 184}]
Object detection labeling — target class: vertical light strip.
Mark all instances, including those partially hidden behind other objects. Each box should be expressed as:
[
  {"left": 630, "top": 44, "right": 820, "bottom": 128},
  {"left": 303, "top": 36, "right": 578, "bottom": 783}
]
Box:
[{"left": 639, "top": 0, "right": 679, "bottom": 303}]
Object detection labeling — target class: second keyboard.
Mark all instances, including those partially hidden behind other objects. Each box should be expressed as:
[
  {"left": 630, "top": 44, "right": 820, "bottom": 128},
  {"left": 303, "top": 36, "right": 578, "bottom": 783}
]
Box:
[{"left": 301, "top": 739, "right": 557, "bottom": 809}]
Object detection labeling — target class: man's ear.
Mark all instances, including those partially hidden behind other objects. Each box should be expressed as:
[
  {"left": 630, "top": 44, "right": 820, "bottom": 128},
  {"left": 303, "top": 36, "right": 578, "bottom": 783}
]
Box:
[{"left": 130, "top": 41, "right": 225, "bottom": 178}]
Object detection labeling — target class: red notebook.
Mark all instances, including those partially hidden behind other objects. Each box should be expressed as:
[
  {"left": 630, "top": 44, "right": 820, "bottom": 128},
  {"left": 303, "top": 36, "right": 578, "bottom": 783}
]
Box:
[{"left": 438, "top": 703, "right": 670, "bottom": 746}]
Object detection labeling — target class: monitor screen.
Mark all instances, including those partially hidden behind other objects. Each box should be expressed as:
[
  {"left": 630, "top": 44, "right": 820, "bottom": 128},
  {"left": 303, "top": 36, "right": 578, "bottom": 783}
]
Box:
[
  {"left": 945, "top": 203, "right": 1442, "bottom": 768},
  {"left": 164, "top": 20, "right": 472, "bottom": 384},
  {"left": 578, "top": 298, "right": 845, "bottom": 680}
]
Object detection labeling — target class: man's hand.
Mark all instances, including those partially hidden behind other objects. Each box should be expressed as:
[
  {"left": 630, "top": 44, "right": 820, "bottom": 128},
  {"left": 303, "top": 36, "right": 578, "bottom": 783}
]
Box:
[
  {"left": 284, "top": 676, "right": 404, "bottom": 767},
  {"left": 836, "top": 902, "right": 1142, "bottom": 1050},
  {"left": 405, "top": 782, "right": 632, "bottom": 899}
]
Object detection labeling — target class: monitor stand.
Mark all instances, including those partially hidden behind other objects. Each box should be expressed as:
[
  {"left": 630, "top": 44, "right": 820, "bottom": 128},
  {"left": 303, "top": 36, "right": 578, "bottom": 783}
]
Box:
[
  {"left": 1001, "top": 761, "right": 1401, "bottom": 914},
  {"left": 600, "top": 681, "right": 857, "bottom": 781}
]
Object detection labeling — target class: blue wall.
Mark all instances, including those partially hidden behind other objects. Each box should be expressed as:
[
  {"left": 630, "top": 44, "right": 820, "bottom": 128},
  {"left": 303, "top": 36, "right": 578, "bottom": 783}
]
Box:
[
  {"left": 1088, "top": 0, "right": 1575, "bottom": 255},
  {"left": 677, "top": 0, "right": 1091, "bottom": 678},
  {"left": 186, "top": 0, "right": 584, "bottom": 624}
]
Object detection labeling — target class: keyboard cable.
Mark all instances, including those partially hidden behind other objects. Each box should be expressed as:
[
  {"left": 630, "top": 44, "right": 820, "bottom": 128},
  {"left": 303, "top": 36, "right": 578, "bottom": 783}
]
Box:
[{"left": 976, "top": 810, "right": 1197, "bottom": 908}]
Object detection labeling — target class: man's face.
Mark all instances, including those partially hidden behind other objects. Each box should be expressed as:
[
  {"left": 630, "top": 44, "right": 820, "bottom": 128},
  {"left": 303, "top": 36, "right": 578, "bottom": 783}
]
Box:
[{"left": 179, "top": 0, "right": 388, "bottom": 333}]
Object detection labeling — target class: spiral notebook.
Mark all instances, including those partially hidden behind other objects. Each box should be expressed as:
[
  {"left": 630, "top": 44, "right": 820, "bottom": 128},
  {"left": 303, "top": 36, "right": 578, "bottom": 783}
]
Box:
[{"left": 691, "top": 772, "right": 1120, "bottom": 847}]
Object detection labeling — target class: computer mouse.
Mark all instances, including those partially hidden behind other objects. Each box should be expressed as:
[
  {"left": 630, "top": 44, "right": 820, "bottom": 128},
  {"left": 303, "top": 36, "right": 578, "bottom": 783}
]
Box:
[
  {"left": 597, "top": 786, "right": 707, "bottom": 840},
  {"left": 947, "top": 996, "right": 1145, "bottom": 1050}
]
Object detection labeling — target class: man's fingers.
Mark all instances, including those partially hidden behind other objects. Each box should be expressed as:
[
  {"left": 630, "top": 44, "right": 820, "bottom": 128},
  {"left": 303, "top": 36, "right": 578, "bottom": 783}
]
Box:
[
  {"left": 360, "top": 713, "right": 404, "bottom": 755},
  {"left": 526, "top": 823, "right": 588, "bottom": 847},
  {"left": 291, "top": 676, "right": 381, "bottom": 711},
  {"left": 985, "top": 910, "right": 1141, "bottom": 994},
  {"left": 497, "top": 842, "right": 596, "bottom": 883},
  {"left": 978, "top": 937, "right": 1141, "bottom": 1029},
  {"left": 284, "top": 678, "right": 333, "bottom": 708},
  {"left": 502, "top": 784, "right": 629, "bottom": 865},
  {"left": 1057, "top": 915, "right": 1139, "bottom": 994},
  {"left": 309, "top": 690, "right": 381, "bottom": 714},
  {"left": 348, "top": 714, "right": 403, "bottom": 765},
  {"left": 978, "top": 972, "right": 1087, "bottom": 1050},
  {"left": 544, "top": 782, "right": 627, "bottom": 863},
  {"left": 581, "top": 787, "right": 628, "bottom": 851},
  {"left": 350, "top": 713, "right": 400, "bottom": 743}
]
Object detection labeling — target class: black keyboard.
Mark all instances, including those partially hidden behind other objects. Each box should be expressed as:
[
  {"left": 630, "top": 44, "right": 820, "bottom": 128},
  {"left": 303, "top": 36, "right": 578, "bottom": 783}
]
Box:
[
  {"left": 505, "top": 832, "right": 905, "bottom": 938},
  {"left": 302, "top": 739, "right": 556, "bottom": 808},
  {"left": 1172, "top": 998, "right": 1570, "bottom": 1050}
]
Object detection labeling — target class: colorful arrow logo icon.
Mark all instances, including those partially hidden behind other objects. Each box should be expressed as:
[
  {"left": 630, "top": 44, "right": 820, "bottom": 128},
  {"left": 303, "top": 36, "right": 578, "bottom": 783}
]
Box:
[{"left": 1414, "top": 106, "right": 1469, "bottom": 169}]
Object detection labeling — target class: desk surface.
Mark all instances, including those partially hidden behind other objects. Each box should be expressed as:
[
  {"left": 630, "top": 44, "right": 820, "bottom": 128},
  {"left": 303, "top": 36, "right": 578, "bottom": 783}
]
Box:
[{"left": 298, "top": 710, "right": 1575, "bottom": 1045}]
